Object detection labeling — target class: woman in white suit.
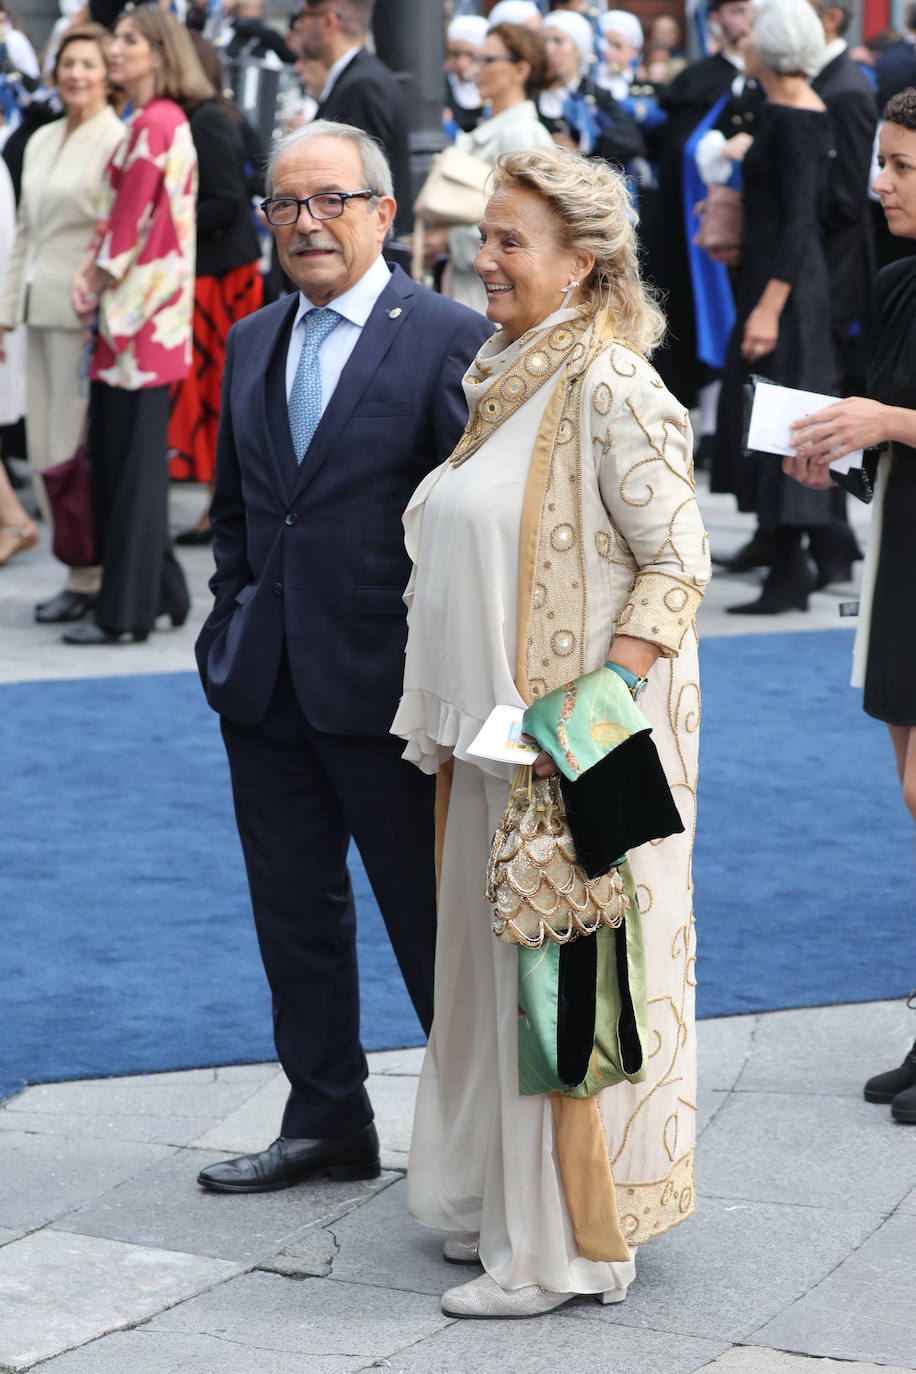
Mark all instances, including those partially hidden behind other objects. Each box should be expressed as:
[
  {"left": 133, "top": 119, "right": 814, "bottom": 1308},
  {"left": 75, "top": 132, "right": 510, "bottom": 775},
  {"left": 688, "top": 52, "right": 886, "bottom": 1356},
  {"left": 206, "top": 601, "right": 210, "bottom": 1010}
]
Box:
[{"left": 0, "top": 23, "right": 123, "bottom": 622}]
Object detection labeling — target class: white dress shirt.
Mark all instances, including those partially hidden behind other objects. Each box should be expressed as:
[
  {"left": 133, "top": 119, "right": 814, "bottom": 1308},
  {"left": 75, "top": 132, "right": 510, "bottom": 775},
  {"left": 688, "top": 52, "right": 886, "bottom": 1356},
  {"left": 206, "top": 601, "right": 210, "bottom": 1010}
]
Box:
[
  {"left": 318, "top": 45, "right": 361, "bottom": 104},
  {"left": 285, "top": 252, "right": 392, "bottom": 410}
]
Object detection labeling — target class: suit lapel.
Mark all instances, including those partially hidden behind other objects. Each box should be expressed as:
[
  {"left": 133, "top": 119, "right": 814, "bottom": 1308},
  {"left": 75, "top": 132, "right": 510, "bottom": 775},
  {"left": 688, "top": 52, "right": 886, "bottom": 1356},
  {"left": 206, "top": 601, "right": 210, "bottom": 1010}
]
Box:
[
  {"left": 254, "top": 295, "right": 300, "bottom": 498},
  {"left": 289, "top": 266, "right": 415, "bottom": 500}
]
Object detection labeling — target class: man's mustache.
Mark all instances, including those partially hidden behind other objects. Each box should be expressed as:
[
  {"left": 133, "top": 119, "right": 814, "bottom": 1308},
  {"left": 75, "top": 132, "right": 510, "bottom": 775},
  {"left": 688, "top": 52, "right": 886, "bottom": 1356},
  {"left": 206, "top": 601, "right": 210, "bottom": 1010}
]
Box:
[{"left": 287, "top": 234, "right": 340, "bottom": 253}]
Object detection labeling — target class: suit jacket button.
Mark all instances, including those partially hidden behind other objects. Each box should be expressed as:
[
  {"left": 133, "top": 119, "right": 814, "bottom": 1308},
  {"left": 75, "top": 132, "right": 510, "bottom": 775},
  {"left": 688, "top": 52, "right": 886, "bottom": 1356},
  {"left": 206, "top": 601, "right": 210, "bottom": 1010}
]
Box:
[
  {"left": 284, "top": 512, "right": 297, "bottom": 526},
  {"left": 273, "top": 582, "right": 283, "bottom": 597}
]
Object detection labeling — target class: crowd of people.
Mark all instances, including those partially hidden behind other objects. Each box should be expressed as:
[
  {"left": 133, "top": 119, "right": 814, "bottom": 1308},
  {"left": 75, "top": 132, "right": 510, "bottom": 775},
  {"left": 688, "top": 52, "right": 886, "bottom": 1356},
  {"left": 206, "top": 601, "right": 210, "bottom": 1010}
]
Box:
[{"left": 1, "top": 0, "right": 915, "bottom": 1324}]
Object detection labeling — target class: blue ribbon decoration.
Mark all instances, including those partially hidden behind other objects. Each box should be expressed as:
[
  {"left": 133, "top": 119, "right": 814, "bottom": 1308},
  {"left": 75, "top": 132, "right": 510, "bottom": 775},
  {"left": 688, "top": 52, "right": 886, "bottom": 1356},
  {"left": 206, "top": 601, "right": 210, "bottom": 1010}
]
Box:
[{"left": 682, "top": 88, "right": 739, "bottom": 370}]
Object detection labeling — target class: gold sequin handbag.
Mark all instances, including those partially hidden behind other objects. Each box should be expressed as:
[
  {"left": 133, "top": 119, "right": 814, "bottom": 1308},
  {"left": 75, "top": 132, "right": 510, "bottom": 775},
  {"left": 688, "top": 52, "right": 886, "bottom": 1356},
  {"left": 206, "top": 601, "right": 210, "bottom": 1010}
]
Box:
[{"left": 486, "top": 765, "right": 630, "bottom": 949}]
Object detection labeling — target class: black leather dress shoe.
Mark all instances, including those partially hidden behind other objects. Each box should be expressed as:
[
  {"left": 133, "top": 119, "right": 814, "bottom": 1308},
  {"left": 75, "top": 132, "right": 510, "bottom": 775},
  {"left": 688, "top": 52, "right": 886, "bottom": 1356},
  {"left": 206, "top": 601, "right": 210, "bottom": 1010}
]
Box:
[
  {"left": 174, "top": 526, "right": 213, "bottom": 546},
  {"left": 35, "top": 589, "right": 97, "bottom": 623},
  {"left": 62, "top": 622, "right": 149, "bottom": 645},
  {"left": 197, "top": 1124, "right": 381, "bottom": 1193}
]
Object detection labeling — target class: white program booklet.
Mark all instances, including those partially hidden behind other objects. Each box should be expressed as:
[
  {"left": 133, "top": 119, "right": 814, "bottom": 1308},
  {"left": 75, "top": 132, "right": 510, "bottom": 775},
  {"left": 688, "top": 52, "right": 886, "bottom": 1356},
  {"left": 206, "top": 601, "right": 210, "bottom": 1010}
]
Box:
[
  {"left": 467, "top": 705, "right": 539, "bottom": 765},
  {"left": 747, "top": 382, "right": 863, "bottom": 476}
]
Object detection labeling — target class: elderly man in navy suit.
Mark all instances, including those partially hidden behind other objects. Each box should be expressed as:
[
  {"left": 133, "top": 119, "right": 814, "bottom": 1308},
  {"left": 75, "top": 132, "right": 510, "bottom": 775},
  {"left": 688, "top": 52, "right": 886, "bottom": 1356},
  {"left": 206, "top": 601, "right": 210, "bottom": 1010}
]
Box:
[{"left": 195, "top": 122, "right": 491, "bottom": 1192}]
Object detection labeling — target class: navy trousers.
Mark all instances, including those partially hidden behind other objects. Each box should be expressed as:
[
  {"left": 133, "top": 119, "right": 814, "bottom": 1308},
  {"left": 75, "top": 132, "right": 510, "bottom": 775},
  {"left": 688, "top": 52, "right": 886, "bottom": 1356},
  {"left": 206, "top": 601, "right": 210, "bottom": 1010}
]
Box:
[{"left": 220, "top": 653, "right": 436, "bottom": 1139}]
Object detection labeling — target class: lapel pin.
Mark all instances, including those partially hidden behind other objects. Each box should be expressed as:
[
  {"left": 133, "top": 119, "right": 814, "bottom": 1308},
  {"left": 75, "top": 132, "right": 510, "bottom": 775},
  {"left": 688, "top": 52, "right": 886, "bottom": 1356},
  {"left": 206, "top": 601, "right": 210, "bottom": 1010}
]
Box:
[{"left": 387, "top": 307, "right": 402, "bottom": 319}]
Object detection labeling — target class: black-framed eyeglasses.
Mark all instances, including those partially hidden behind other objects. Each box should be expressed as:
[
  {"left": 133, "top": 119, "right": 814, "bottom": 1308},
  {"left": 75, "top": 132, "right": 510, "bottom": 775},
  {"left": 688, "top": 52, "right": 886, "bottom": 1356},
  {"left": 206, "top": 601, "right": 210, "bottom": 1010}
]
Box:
[
  {"left": 259, "top": 189, "right": 376, "bottom": 226},
  {"left": 471, "top": 53, "right": 522, "bottom": 66}
]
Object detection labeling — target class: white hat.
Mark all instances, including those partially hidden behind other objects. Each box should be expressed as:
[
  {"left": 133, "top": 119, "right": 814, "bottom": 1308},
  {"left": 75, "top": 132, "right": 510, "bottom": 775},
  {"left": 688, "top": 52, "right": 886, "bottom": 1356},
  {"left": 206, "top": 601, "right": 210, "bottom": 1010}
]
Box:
[
  {"left": 542, "top": 10, "right": 595, "bottom": 60},
  {"left": 448, "top": 15, "right": 489, "bottom": 47},
  {"left": 600, "top": 9, "right": 644, "bottom": 52},
  {"left": 488, "top": 1, "right": 542, "bottom": 28}
]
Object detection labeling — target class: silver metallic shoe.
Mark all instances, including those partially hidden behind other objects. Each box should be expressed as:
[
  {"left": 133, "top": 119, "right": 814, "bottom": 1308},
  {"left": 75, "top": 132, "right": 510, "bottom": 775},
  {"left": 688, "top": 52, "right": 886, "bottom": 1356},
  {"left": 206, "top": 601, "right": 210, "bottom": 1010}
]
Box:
[
  {"left": 442, "top": 1232, "right": 481, "bottom": 1264},
  {"left": 441, "top": 1272, "right": 629, "bottom": 1319}
]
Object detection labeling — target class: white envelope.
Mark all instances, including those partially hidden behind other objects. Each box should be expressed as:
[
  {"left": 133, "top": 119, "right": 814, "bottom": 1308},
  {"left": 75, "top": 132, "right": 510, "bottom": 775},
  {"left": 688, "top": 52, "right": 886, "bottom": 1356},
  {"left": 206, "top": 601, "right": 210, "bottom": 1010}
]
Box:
[
  {"left": 747, "top": 381, "right": 863, "bottom": 476},
  {"left": 467, "top": 705, "right": 539, "bottom": 765}
]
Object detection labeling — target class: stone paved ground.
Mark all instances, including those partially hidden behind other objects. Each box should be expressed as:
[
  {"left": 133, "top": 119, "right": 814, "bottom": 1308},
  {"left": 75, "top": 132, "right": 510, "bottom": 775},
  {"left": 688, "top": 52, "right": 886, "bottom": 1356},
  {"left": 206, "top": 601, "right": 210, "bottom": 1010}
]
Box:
[{"left": 1, "top": 474, "right": 913, "bottom": 1372}]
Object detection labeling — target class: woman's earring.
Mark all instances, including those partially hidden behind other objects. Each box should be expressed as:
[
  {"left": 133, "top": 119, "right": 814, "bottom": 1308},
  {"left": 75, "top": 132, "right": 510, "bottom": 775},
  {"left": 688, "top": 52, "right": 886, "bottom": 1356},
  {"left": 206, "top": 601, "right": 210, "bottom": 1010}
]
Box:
[{"left": 560, "top": 280, "right": 579, "bottom": 309}]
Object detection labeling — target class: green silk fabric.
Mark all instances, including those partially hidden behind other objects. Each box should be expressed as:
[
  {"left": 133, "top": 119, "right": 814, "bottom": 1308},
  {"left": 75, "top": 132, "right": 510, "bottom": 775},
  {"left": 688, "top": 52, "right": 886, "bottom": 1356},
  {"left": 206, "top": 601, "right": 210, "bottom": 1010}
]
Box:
[
  {"left": 522, "top": 664, "right": 651, "bottom": 782},
  {"left": 517, "top": 859, "right": 648, "bottom": 1098}
]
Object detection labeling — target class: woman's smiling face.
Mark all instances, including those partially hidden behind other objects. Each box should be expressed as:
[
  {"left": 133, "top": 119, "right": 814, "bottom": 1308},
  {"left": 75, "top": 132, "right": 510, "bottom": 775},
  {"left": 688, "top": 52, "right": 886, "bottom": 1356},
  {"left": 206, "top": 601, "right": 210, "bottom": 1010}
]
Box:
[{"left": 475, "top": 184, "right": 593, "bottom": 341}]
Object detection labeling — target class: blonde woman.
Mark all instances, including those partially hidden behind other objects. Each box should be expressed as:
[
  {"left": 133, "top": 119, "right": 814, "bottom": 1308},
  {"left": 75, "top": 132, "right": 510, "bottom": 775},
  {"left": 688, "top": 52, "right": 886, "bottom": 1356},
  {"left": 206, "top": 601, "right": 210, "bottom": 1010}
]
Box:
[
  {"left": 393, "top": 147, "right": 710, "bottom": 1317},
  {"left": 0, "top": 23, "right": 123, "bottom": 619}
]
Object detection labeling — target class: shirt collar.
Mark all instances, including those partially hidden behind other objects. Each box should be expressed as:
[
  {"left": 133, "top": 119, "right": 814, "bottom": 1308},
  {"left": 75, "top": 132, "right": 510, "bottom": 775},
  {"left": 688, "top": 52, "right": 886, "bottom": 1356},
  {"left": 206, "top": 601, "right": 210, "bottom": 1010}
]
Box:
[
  {"left": 319, "top": 45, "right": 362, "bottom": 103},
  {"left": 813, "top": 37, "right": 847, "bottom": 75},
  {"left": 293, "top": 253, "right": 392, "bottom": 333}
]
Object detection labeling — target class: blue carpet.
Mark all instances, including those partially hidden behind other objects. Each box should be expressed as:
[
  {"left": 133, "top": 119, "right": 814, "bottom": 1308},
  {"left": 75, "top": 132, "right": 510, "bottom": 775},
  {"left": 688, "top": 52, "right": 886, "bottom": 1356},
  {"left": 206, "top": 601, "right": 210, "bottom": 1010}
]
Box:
[{"left": 1, "top": 630, "right": 911, "bottom": 1103}]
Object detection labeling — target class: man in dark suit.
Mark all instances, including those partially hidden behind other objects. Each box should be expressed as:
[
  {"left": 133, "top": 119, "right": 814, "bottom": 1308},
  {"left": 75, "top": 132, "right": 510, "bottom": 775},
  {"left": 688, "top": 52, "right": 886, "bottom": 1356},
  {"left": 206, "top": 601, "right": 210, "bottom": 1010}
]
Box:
[
  {"left": 811, "top": 0, "right": 878, "bottom": 386},
  {"left": 875, "top": 3, "right": 916, "bottom": 111},
  {"left": 297, "top": 0, "right": 409, "bottom": 228},
  {"left": 808, "top": 0, "right": 878, "bottom": 583},
  {"left": 195, "top": 121, "right": 491, "bottom": 1193}
]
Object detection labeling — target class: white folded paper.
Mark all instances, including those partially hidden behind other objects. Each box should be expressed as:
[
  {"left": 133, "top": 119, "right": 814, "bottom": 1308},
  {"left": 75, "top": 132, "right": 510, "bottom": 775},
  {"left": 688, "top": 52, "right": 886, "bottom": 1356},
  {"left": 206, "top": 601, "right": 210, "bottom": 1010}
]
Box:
[
  {"left": 467, "top": 704, "right": 539, "bottom": 765},
  {"left": 747, "top": 381, "right": 863, "bottom": 475}
]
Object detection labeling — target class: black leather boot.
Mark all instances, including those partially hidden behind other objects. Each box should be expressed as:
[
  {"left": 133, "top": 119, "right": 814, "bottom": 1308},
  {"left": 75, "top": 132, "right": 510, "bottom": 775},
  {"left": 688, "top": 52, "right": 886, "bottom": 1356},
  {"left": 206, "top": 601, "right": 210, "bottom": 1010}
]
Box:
[
  {"left": 891, "top": 1081, "right": 916, "bottom": 1124},
  {"left": 726, "top": 529, "right": 816, "bottom": 615},
  {"left": 864, "top": 1038, "right": 916, "bottom": 1103}
]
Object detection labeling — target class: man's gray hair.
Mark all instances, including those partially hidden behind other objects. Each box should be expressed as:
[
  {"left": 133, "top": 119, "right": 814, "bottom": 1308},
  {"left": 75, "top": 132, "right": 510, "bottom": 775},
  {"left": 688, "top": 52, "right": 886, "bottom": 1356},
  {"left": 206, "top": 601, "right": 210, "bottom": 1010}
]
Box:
[
  {"left": 266, "top": 120, "right": 394, "bottom": 199},
  {"left": 812, "top": 0, "right": 855, "bottom": 36},
  {"left": 751, "top": 0, "right": 826, "bottom": 75}
]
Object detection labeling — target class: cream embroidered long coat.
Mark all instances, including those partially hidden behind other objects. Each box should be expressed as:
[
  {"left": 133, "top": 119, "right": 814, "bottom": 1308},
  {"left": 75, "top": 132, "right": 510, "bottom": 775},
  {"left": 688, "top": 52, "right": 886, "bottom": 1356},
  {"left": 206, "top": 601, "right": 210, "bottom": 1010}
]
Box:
[{"left": 395, "top": 310, "right": 711, "bottom": 1273}]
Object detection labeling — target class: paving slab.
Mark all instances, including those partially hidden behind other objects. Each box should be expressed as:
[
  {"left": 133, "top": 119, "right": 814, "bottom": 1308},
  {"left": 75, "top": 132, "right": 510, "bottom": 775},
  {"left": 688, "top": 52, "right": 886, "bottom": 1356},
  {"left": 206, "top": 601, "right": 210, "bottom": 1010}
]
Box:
[
  {"left": 750, "top": 1212, "right": 916, "bottom": 1368},
  {"left": 573, "top": 1196, "right": 881, "bottom": 1344},
  {"left": 190, "top": 1070, "right": 288, "bottom": 1152},
  {"left": 696, "top": 1014, "right": 757, "bottom": 1092},
  {"left": 0, "top": 1131, "right": 174, "bottom": 1231},
  {"left": 0, "top": 1228, "right": 240, "bottom": 1371},
  {"left": 732, "top": 1002, "right": 916, "bottom": 1097},
  {"left": 696, "top": 1088, "right": 731, "bottom": 1141},
  {"left": 56, "top": 1147, "right": 401, "bottom": 1264},
  {"left": 0, "top": 1069, "right": 272, "bottom": 1146},
  {"left": 697, "top": 1088, "right": 916, "bottom": 1213},
  {"left": 366, "top": 1048, "right": 425, "bottom": 1076},
  {"left": 144, "top": 1270, "right": 452, "bottom": 1366},
  {"left": 190, "top": 1064, "right": 418, "bottom": 1168},
  {"left": 270, "top": 1177, "right": 461, "bottom": 1295},
  {"left": 383, "top": 1311, "right": 729, "bottom": 1374},
  {"left": 28, "top": 1328, "right": 347, "bottom": 1374},
  {"left": 700, "top": 1350, "right": 915, "bottom": 1373},
  {"left": 900, "top": 1187, "right": 916, "bottom": 1215}
]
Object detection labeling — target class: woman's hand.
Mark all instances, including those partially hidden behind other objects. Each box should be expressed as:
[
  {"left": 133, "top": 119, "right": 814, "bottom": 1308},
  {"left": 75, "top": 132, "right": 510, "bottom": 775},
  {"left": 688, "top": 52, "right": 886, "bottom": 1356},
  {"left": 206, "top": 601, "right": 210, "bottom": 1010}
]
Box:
[
  {"left": 741, "top": 305, "right": 779, "bottom": 362},
  {"left": 71, "top": 269, "right": 98, "bottom": 321},
  {"left": 532, "top": 750, "right": 559, "bottom": 779},
  {"left": 784, "top": 397, "right": 892, "bottom": 486},
  {"left": 721, "top": 131, "right": 753, "bottom": 162}
]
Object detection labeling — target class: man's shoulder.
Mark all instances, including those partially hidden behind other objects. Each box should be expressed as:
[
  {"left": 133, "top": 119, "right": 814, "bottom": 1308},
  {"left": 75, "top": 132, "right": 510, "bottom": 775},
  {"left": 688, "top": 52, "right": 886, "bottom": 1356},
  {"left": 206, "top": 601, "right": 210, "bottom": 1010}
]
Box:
[
  {"left": 340, "top": 47, "right": 400, "bottom": 91},
  {"left": 821, "top": 52, "right": 878, "bottom": 103},
  {"left": 228, "top": 295, "right": 295, "bottom": 348}
]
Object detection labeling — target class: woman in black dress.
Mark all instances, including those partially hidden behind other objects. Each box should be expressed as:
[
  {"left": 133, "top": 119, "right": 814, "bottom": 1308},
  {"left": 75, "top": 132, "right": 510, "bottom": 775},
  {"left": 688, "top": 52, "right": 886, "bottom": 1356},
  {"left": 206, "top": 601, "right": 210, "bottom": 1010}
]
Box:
[
  {"left": 788, "top": 88, "right": 916, "bottom": 1124},
  {"left": 711, "top": 0, "right": 839, "bottom": 613}
]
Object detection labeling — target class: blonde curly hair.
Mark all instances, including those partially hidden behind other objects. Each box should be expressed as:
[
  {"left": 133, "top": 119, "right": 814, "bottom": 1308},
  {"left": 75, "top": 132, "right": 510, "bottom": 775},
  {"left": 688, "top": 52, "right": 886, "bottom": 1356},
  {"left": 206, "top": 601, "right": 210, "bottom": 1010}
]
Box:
[{"left": 489, "top": 146, "right": 665, "bottom": 356}]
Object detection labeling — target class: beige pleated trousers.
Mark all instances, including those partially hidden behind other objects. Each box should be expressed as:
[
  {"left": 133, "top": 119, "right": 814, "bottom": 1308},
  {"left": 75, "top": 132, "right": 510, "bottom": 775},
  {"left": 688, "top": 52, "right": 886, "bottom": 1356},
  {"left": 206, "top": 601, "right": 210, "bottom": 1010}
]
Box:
[
  {"left": 26, "top": 326, "right": 101, "bottom": 594},
  {"left": 406, "top": 757, "right": 635, "bottom": 1297}
]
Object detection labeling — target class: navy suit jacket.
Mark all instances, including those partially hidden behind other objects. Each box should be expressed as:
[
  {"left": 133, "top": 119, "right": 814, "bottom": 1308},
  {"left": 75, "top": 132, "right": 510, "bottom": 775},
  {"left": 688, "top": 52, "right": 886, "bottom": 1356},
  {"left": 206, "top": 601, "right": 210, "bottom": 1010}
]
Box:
[{"left": 195, "top": 263, "right": 492, "bottom": 733}]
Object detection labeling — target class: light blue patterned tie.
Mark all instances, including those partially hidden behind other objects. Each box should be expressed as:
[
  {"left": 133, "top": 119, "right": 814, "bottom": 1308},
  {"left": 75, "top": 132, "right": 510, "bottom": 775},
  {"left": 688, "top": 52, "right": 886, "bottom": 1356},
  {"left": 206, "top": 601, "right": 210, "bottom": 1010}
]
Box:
[{"left": 288, "top": 307, "right": 342, "bottom": 464}]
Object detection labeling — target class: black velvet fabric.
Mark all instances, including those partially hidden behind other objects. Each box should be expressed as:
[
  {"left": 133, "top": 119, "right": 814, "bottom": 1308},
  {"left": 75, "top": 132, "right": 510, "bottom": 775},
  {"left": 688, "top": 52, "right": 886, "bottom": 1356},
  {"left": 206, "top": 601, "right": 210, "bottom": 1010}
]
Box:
[
  {"left": 556, "top": 936, "right": 598, "bottom": 1088},
  {"left": 560, "top": 729, "right": 684, "bottom": 880}
]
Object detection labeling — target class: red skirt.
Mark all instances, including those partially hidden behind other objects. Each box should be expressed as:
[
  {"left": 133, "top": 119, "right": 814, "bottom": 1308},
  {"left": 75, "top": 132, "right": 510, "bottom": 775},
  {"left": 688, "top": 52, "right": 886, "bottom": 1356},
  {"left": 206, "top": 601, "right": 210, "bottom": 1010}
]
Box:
[{"left": 169, "top": 262, "right": 264, "bottom": 483}]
